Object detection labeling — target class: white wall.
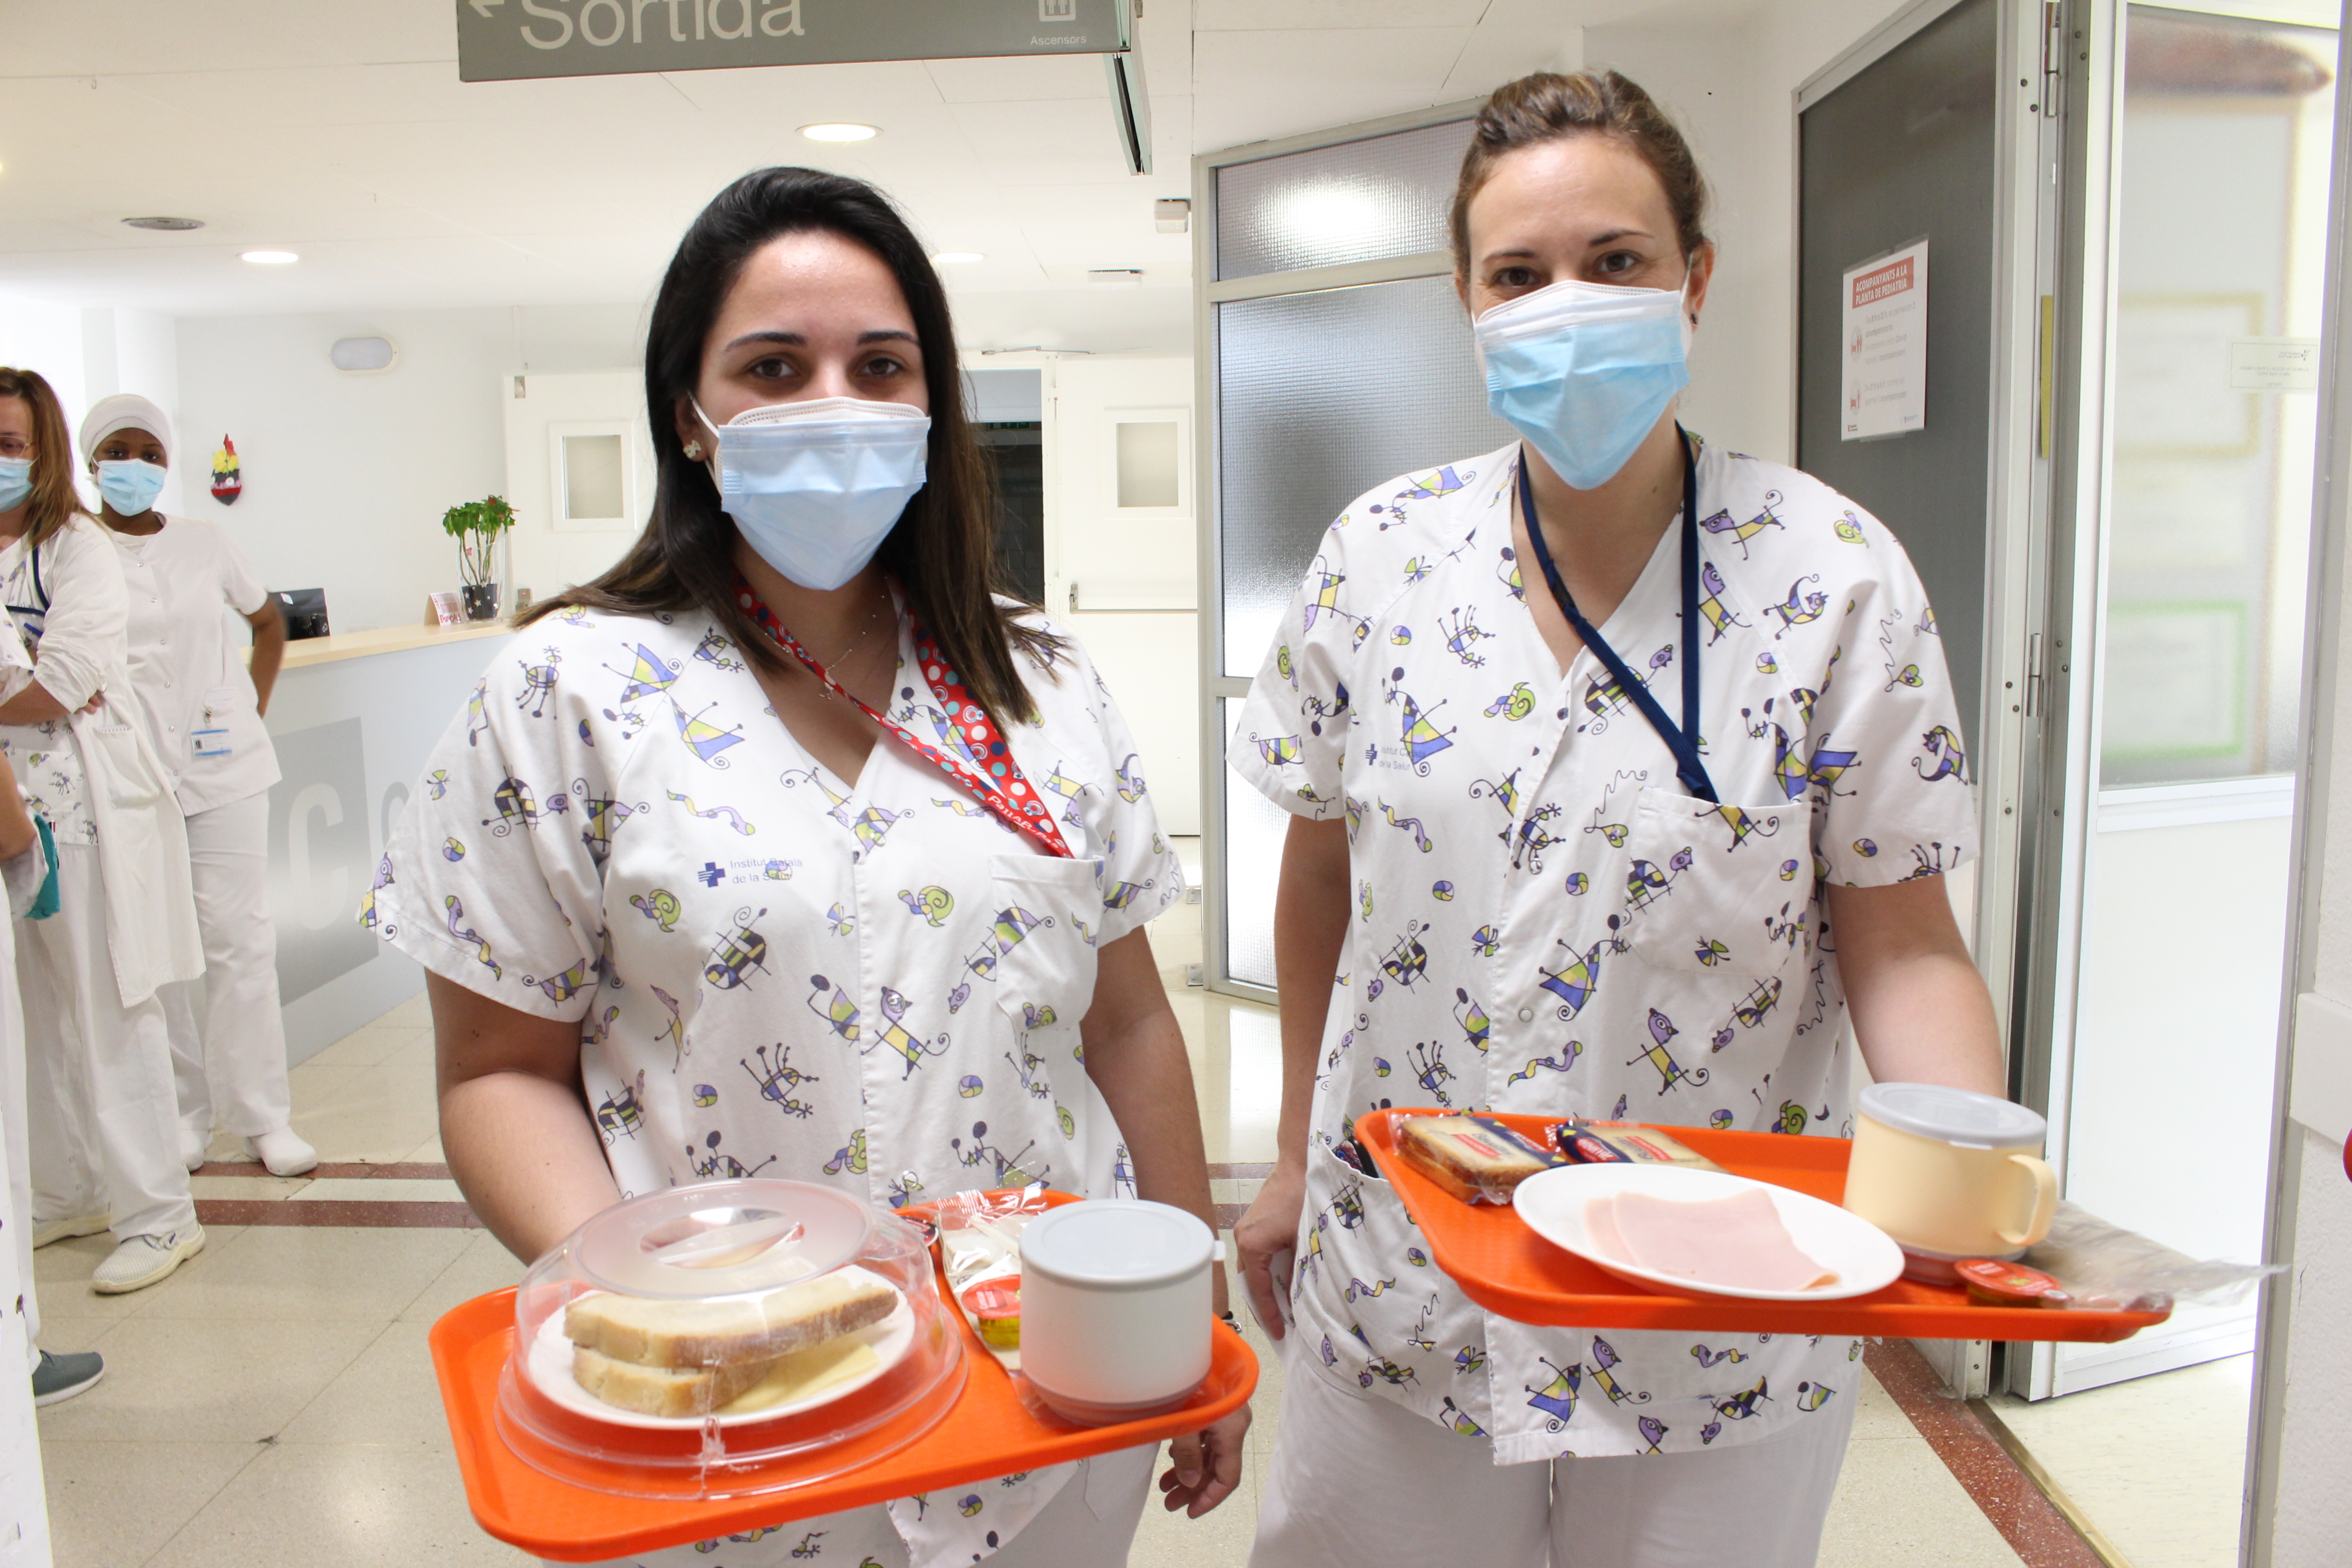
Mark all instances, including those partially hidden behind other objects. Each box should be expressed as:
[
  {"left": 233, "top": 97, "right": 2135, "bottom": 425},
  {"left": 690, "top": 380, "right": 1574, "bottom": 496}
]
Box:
[
  {"left": 1585, "top": 0, "right": 1916, "bottom": 464},
  {"left": 172, "top": 304, "right": 643, "bottom": 634}
]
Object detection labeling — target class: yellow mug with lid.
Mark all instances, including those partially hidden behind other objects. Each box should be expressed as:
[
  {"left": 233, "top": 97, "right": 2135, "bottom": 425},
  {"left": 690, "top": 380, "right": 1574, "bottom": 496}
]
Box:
[{"left": 1841, "top": 1083, "right": 2058, "bottom": 1282}]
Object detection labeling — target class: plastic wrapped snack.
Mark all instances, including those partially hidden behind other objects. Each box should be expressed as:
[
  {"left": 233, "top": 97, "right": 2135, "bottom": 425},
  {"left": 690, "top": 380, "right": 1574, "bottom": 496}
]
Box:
[
  {"left": 498, "top": 1179, "right": 965, "bottom": 1499},
  {"left": 2023, "top": 1200, "right": 2283, "bottom": 1313},
  {"left": 932, "top": 1186, "right": 1054, "bottom": 1370},
  {"left": 1548, "top": 1121, "right": 1725, "bottom": 1173},
  {"left": 1396, "top": 1113, "right": 1563, "bottom": 1204}
]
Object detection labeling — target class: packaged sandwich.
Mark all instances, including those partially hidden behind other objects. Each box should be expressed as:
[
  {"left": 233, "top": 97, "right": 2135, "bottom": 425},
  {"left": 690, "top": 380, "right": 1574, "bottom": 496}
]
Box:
[
  {"left": 1396, "top": 1112, "right": 1564, "bottom": 1204},
  {"left": 499, "top": 1179, "right": 966, "bottom": 1499},
  {"left": 1547, "top": 1120, "right": 1725, "bottom": 1173}
]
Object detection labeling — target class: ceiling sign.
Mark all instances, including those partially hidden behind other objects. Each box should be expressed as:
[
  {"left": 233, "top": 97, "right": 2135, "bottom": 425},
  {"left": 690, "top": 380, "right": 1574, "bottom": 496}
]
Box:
[{"left": 456, "top": 0, "right": 1126, "bottom": 81}]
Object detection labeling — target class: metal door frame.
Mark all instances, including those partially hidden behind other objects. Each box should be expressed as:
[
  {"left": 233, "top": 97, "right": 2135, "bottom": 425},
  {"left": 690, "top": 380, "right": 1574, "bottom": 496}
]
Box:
[
  {"left": 1795, "top": 0, "right": 2064, "bottom": 1398},
  {"left": 1192, "top": 99, "right": 1484, "bottom": 1003}
]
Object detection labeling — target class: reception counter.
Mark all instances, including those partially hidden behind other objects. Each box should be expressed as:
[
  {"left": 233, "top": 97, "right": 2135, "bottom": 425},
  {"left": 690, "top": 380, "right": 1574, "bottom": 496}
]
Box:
[{"left": 256, "top": 619, "right": 516, "bottom": 1061}]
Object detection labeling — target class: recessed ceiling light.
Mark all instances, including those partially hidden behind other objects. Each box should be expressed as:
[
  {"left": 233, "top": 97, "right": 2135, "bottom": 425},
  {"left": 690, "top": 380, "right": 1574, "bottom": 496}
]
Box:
[
  {"left": 800, "top": 122, "right": 878, "bottom": 143},
  {"left": 931, "top": 252, "right": 985, "bottom": 265},
  {"left": 122, "top": 216, "right": 205, "bottom": 232},
  {"left": 1086, "top": 269, "right": 1144, "bottom": 289},
  {"left": 241, "top": 250, "right": 299, "bottom": 265}
]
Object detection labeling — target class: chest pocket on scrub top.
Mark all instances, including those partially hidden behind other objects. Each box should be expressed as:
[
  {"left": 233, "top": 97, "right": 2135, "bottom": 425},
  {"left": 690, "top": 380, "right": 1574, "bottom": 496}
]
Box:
[
  {"left": 986, "top": 854, "right": 1102, "bottom": 1073},
  {"left": 1622, "top": 787, "right": 1811, "bottom": 980}
]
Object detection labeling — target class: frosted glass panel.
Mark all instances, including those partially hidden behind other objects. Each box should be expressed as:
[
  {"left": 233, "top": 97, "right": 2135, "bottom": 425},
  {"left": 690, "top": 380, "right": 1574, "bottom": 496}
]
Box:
[
  {"left": 1221, "top": 698, "right": 1291, "bottom": 989},
  {"left": 1215, "top": 120, "right": 1473, "bottom": 280},
  {"left": 2098, "top": 7, "right": 2334, "bottom": 784},
  {"left": 1217, "top": 277, "right": 1510, "bottom": 674},
  {"left": 1116, "top": 420, "right": 1181, "bottom": 508},
  {"left": 564, "top": 433, "right": 625, "bottom": 521}
]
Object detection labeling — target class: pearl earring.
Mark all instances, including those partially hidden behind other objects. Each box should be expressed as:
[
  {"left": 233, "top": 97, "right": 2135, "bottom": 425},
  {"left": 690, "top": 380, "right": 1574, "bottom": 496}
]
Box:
[{"left": 683, "top": 440, "right": 705, "bottom": 460}]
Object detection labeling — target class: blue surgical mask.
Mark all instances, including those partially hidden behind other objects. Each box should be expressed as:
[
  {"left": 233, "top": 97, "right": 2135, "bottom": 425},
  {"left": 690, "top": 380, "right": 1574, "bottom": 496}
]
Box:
[
  {"left": 1475, "top": 277, "right": 1693, "bottom": 490},
  {"left": 696, "top": 397, "right": 930, "bottom": 592},
  {"left": 94, "top": 458, "right": 167, "bottom": 517},
  {"left": 0, "top": 457, "right": 29, "bottom": 514}
]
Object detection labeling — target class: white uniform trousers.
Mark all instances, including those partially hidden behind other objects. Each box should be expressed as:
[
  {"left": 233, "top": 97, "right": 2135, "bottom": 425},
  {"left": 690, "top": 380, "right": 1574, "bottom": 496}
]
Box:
[
  {"left": 557, "top": 1446, "right": 1156, "bottom": 1568},
  {"left": 0, "top": 899, "right": 36, "bottom": 1368},
  {"left": 165, "top": 794, "right": 290, "bottom": 1142},
  {"left": 0, "top": 958, "right": 48, "bottom": 1567},
  {"left": 1252, "top": 1350, "right": 1858, "bottom": 1568},
  {"left": 20, "top": 842, "right": 196, "bottom": 1241}
]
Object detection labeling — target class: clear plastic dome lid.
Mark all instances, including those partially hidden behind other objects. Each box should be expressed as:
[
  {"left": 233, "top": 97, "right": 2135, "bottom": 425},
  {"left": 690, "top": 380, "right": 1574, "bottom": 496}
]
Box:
[{"left": 496, "top": 1179, "right": 965, "bottom": 1500}]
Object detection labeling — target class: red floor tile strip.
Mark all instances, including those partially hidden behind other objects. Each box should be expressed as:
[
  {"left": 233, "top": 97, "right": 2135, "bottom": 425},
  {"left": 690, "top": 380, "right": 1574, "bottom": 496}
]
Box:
[
  {"left": 1863, "top": 1341, "right": 2104, "bottom": 1568},
  {"left": 194, "top": 1161, "right": 453, "bottom": 1180},
  {"left": 196, "top": 1199, "right": 484, "bottom": 1228}
]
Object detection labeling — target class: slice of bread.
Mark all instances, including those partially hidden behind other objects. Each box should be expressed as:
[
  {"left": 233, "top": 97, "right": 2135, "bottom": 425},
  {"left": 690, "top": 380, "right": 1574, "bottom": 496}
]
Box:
[
  {"left": 564, "top": 1272, "right": 898, "bottom": 1370},
  {"left": 571, "top": 1346, "right": 781, "bottom": 1418}
]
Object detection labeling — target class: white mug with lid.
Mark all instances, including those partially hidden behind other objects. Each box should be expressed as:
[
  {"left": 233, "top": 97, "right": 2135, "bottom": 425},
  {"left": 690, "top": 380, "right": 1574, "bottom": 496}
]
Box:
[
  {"left": 1019, "top": 1199, "right": 1215, "bottom": 1426},
  {"left": 1842, "top": 1083, "right": 2058, "bottom": 1282}
]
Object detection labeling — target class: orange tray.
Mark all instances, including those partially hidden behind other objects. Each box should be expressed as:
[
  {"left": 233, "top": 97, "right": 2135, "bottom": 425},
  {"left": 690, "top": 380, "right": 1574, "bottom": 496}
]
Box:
[
  {"left": 1357, "top": 1110, "right": 2168, "bottom": 1343},
  {"left": 430, "top": 1196, "right": 1257, "bottom": 1562}
]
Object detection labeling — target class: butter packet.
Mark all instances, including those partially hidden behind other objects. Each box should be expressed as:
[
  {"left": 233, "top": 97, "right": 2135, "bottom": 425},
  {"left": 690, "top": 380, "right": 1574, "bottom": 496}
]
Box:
[
  {"left": 1397, "top": 1113, "right": 1563, "bottom": 1204},
  {"left": 1547, "top": 1121, "right": 1725, "bottom": 1173}
]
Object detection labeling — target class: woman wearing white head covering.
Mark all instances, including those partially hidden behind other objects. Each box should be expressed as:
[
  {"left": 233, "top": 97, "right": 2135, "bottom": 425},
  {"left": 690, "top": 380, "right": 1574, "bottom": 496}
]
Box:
[
  {"left": 79, "top": 395, "right": 310, "bottom": 1179},
  {"left": 0, "top": 371, "right": 204, "bottom": 1297}
]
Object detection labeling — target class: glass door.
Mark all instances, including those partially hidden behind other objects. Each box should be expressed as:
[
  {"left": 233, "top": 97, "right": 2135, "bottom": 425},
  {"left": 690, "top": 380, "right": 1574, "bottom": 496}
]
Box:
[{"left": 2029, "top": 2, "right": 2336, "bottom": 1401}]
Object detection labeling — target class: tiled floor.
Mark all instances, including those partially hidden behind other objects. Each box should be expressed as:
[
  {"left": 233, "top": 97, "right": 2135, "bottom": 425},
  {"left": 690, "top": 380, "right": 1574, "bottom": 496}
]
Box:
[{"left": 25, "top": 840, "right": 2227, "bottom": 1567}]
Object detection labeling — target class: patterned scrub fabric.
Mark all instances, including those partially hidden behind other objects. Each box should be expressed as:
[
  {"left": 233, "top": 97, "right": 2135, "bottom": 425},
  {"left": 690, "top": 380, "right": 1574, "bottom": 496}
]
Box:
[
  {"left": 1230, "top": 438, "right": 1977, "bottom": 1464},
  {"left": 373, "top": 600, "right": 1181, "bottom": 1565}
]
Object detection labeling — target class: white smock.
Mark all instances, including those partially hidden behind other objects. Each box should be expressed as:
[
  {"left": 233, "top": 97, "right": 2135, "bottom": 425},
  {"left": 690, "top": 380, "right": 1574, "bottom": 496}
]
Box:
[
  {"left": 0, "top": 518, "right": 200, "bottom": 1007},
  {"left": 107, "top": 514, "right": 279, "bottom": 813},
  {"left": 374, "top": 601, "right": 1183, "bottom": 1568},
  {"left": 107, "top": 514, "right": 290, "bottom": 1143},
  {"left": 1230, "top": 439, "right": 1978, "bottom": 1465}
]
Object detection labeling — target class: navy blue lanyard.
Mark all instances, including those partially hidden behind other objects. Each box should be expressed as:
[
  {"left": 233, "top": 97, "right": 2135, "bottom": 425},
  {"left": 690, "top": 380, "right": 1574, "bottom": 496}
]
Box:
[{"left": 1516, "top": 430, "right": 1718, "bottom": 804}]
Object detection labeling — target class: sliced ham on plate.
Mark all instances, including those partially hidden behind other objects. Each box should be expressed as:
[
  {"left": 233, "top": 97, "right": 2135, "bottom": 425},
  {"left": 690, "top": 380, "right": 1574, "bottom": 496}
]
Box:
[{"left": 1584, "top": 1188, "right": 1838, "bottom": 1293}]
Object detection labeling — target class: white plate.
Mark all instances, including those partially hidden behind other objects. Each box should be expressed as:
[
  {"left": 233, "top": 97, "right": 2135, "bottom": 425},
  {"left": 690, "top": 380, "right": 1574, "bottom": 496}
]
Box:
[
  {"left": 1511, "top": 1164, "right": 1904, "bottom": 1302},
  {"left": 525, "top": 1266, "right": 912, "bottom": 1430}
]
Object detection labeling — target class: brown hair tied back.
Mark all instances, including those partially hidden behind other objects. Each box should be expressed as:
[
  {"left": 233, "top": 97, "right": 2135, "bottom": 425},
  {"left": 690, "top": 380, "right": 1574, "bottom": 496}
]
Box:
[{"left": 1449, "top": 70, "right": 1711, "bottom": 279}]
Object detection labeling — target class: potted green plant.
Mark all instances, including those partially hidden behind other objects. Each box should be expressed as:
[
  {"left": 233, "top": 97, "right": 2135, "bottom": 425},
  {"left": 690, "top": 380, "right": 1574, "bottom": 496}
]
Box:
[{"left": 442, "top": 494, "right": 517, "bottom": 621}]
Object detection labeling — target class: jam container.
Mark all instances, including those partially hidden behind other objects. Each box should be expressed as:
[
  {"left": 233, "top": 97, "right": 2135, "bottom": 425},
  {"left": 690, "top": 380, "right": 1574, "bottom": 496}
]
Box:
[{"left": 498, "top": 1179, "right": 965, "bottom": 1499}]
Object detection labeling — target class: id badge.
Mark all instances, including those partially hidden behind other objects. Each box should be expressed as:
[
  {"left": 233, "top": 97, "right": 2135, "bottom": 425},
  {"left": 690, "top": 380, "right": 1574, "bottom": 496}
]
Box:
[{"left": 193, "top": 726, "right": 231, "bottom": 760}]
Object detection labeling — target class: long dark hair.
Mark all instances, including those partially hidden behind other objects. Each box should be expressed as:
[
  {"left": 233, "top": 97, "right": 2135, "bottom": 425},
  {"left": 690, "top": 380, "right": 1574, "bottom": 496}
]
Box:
[
  {"left": 0, "top": 367, "right": 84, "bottom": 550},
  {"left": 524, "top": 167, "right": 1055, "bottom": 722}
]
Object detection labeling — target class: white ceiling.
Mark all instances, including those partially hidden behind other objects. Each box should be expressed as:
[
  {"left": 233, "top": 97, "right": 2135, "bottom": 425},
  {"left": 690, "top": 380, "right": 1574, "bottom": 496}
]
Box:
[{"left": 0, "top": 0, "right": 1678, "bottom": 337}]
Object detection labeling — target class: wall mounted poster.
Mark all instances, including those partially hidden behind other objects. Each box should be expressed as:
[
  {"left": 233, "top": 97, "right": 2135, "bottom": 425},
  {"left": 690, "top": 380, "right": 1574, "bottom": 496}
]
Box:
[{"left": 1841, "top": 239, "right": 1929, "bottom": 440}]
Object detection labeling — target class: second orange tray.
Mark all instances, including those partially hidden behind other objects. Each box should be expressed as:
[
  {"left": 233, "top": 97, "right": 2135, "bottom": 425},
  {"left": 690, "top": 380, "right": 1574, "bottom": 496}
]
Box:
[
  {"left": 430, "top": 1197, "right": 1257, "bottom": 1562},
  {"left": 1356, "top": 1110, "right": 2167, "bottom": 1343}
]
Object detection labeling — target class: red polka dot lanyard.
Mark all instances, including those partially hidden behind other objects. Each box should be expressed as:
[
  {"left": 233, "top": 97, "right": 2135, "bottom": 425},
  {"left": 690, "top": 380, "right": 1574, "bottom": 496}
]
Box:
[{"left": 735, "top": 577, "right": 1072, "bottom": 859}]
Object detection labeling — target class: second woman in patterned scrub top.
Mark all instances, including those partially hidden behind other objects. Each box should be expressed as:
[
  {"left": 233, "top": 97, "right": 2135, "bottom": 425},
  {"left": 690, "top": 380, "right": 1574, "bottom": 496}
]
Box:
[
  {"left": 373, "top": 168, "right": 1246, "bottom": 1568},
  {"left": 1233, "top": 72, "right": 2010, "bottom": 1568}
]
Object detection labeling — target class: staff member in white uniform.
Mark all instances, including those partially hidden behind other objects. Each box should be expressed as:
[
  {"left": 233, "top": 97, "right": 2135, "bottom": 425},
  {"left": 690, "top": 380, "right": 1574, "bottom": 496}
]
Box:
[
  {"left": 1232, "top": 73, "right": 2006, "bottom": 1567},
  {"left": 0, "top": 393, "right": 103, "bottom": 1407},
  {"left": 79, "top": 395, "right": 312, "bottom": 1180},
  {"left": 0, "top": 368, "right": 203, "bottom": 1296},
  {"left": 374, "top": 167, "right": 1247, "bottom": 1568}
]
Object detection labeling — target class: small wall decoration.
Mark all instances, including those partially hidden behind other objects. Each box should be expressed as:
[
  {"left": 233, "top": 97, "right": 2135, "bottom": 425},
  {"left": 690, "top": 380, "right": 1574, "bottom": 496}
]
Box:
[{"left": 210, "top": 436, "right": 242, "bottom": 505}]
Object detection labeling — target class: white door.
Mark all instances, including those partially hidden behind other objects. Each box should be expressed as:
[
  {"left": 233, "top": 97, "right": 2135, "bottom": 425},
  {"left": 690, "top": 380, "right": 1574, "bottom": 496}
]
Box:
[
  {"left": 501, "top": 369, "right": 655, "bottom": 606},
  {"left": 2025, "top": 2, "right": 2337, "bottom": 1398},
  {"left": 1047, "top": 355, "right": 1202, "bottom": 834}
]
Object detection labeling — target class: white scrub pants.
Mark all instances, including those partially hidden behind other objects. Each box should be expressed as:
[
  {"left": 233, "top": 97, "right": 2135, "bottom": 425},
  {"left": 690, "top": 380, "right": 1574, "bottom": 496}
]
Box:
[
  {"left": 19, "top": 843, "right": 196, "bottom": 1241},
  {"left": 165, "top": 794, "right": 291, "bottom": 1143},
  {"left": 0, "top": 902, "right": 37, "bottom": 1367},
  {"left": 555, "top": 1447, "right": 1155, "bottom": 1568},
  {"left": 1251, "top": 1357, "right": 1857, "bottom": 1568}
]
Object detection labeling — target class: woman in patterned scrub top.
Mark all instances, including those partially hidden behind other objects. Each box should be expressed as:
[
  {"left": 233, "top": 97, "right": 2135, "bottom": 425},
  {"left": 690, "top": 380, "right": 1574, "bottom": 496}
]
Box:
[
  {"left": 374, "top": 169, "right": 1245, "bottom": 1568},
  {"left": 1232, "top": 74, "right": 2009, "bottom": 1568}
]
